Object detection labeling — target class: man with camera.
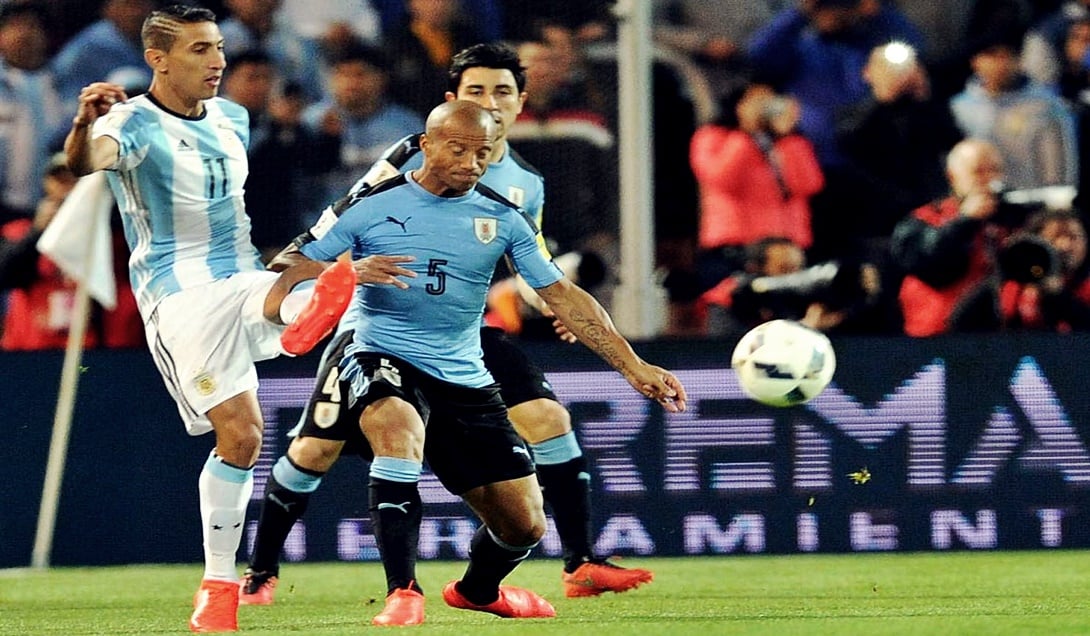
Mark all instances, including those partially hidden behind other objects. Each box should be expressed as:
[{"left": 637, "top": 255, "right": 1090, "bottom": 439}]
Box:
[
  {"left": 998, "top": 209, "right": 1090, "bottom": 331},
  {"left": 891, "top": 138, "right": 1035, "bottom": 336}
]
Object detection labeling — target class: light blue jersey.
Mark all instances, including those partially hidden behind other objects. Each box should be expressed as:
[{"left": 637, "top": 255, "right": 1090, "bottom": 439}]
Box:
[
  {"left": 300, "top": 174, "right": 564, "bottom": 387},
  {"left": 93, "top": 94, "right": 264, "bottom": 315},
  {"left": 325, "top": 136, "right": 547, "bottom": 338}
]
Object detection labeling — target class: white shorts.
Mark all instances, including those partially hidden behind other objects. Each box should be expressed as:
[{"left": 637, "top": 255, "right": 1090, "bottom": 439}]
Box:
[{"left": 143, "top": 271, "right": 284, "bottom": 436}]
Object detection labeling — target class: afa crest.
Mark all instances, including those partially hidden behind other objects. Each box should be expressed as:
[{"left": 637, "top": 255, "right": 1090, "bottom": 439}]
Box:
[
  {"left": 474, "top": 217, "right": 498, "bottom": 244},
  {"left": 194, "top": 372, "right": 216, "bottom": 396}
]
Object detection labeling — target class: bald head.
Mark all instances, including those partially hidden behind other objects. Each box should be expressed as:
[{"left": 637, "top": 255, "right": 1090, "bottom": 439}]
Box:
[
  {"left": 946, "top": 139, "right": 1003, "bottom": 197},
  {"left": 416, "top": 100, "right": 498, "bottom": 196},
  {"left": 425, "top": 99, "right": 498, "bottom": 139}
]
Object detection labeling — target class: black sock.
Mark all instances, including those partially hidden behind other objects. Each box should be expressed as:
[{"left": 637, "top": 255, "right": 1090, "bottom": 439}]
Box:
[
  {"left": 536, "top": 456, "right": 594, "bottom": 572},
  {"left": 248, "top": 473, "right": 316, "bottom": 574},
  {"left": 457, "top": 525, "right": 533, "bottom": 605},
  {"left": 369, "top": 478, "right": 423, "bottom": 594}
]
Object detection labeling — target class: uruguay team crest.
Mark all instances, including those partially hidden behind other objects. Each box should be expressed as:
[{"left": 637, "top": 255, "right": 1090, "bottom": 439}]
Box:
[
  {"left": 313, "top": 402, "right": 339, "bottom": 428},
  {"left": 474, "top": 217, "right": 498, "bottom": 244}
]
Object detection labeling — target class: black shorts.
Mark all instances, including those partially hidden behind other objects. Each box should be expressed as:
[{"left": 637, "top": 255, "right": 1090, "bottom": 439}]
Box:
[
  {"left": 293, "top": 330, "right": 373, "bottom": 458},
  {"left": 480, "top": 326, "right": 558, "bottom": 407},
  {"left": 341, "top": 352, "right": 535, "bottom": 495},
  {"left": 295, "top": 327, "right": 558, "bottom": 458}
]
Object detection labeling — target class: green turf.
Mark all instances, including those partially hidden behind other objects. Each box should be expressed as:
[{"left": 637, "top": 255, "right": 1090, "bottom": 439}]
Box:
[{"left": 3, "top": 552, "right": 1090, "bottom": 635}]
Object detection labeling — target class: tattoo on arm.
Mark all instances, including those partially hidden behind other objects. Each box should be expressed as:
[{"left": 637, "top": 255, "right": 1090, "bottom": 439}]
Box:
[{"left": 562, "top": 307, "right": 632, "bottom": 375}]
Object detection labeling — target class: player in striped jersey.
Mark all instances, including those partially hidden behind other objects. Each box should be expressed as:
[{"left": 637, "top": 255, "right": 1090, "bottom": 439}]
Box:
[
  {"left": 63, "top": 5, "right": 356, "bottom": 633},
  {"left": 241, "top": 44, "right": 671, "bottom": 624}
]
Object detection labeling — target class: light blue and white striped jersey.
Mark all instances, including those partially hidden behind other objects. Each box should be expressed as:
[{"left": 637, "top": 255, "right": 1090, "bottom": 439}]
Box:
[
  {"left": 92, "top": 94, "right": 264, "bottom": 315},
  {"left": 300, "top": 174, "right": 564, "bottom": 387}
]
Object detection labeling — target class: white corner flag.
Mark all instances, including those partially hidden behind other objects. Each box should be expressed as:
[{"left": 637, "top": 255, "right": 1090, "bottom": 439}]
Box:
[
  {"left": 36, "top": 171, "right": 117, "bottom": 309},
  {"left": 31, "top": 171, "right": 118, "bottom": 569}
]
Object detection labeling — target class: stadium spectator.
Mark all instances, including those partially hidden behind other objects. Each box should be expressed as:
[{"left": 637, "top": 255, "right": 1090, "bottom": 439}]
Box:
[
  {"left": 383, "top": 0, "right": 487, "bottom": 117},
  {"left": 0, "top": 153, "right": 140, "bottom": 350},
  {"left": 699, "top": 236, "right": 807, "bottom": 336},
  {"left": 745, "top": 0, "right": 924, "bottom": 170},
  {"left": 652, "top": 0, "right": 780, "bottom": 91},
  {"left": 0, "top": 2, "right": 68, "bottom": 224},
  {"left": 219, "top": 0, "right": 325, "bottom": 102},
  {"left": 498, "top": 0, "right": 613, "bottom": 44},
  {"left": 835, "top": 41, "right": 962, "bottom": 310},
  {"left": 999, "top": 208, "right": 1090, "bottom": 330},
  {"left": 890, "top": 139, "right": 1020, "bottom": 337},
  {"left": 687, "top": 80, "right": 823, "bottom": 296},
  {"left": 241, "top": 43, "right": 655, "bottom": 619},
  {"left": 746, "top": 0, "right": 924, "bottom": 264},
  {"left": 1051, "top": 17, "right": 1090, "bottom": 219},
  {"left": 372, "top": 0, "right": 502, "bottom": 42},
  {"left": 1022, "top": 0, "right": 1090, "bottom": 87},
  {"left": 221, "top": 50, "right": 335, "bottom": 260},
  {"left": 950, "top": 27, "right": 1078, "bottom": 190},
  {"left": 52, "top": 0, "right": 155, "bottom": 106},
  {"left": 278, "top": 0, "right": 382, "bottom": 53},
  {"left": 63, "top": 5, "right": 355, "bottom": 631},
  {"left": 300, "top": 43, "right": 422, "bottom": 208},
  {"left": 509, "top": 39, "right": 618, "bottom": 259}
]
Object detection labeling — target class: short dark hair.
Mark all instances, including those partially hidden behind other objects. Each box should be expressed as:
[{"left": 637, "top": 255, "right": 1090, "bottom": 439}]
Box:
[
  {"left": 448, "top": 42, "right": 527, "bottom": 93},
  {"left": 141, "top": 4, "right": 217, "bottom": 51},
  {"left": 327, "top": 42, "right": 389, "bottom": 73},
  {"left": 0, "top": 1, "right": 50, "bottom": 29},
  {"left": 227, "top": 49, "right": 272, "bottom": 70}
]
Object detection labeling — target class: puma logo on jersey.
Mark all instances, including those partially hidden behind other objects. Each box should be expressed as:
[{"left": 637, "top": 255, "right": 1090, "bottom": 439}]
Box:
[
  {"left": 512, "top": 446, "right": 530, "bottom": 458},
  {"left": 385, "top": 216, "right": 410, "bottom": 231}
]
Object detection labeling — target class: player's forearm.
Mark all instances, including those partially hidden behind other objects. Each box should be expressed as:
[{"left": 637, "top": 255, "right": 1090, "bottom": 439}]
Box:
[
  {"left": 538, "top": 280, "right": 642, "bottom": 374},
  {"left": 64, "top": 122, "right": 96, "bottom": 176}
]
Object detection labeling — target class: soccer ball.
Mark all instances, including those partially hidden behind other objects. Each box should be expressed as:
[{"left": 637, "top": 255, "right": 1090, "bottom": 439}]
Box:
[{"left": 730, "top": 319, "right": 836, "bottom": 407}]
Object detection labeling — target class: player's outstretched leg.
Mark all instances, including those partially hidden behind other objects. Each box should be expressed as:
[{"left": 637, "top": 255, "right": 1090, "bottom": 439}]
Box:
[
  {"left": 530, "top": 432, "right": 655, "bottom": 597},
  {"left": 280, "top": 259, "right": 355, "bottom": 356}
]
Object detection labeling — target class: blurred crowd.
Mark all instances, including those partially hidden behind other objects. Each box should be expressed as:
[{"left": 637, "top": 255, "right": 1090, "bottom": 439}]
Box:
[{"left": 5, "top": 0, "right": 1090, "bottom": 350}]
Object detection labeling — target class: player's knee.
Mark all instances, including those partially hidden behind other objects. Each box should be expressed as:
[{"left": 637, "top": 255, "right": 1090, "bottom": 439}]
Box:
[
  {"left": 492, "top": 508, "right": 546, "bottom": 546},
  {"left": 523, "top": 506, "right": 548, "bottom": 544},
  {"left": 287, "top": 436, "right": 343, "bottom": 472},
  {"left": 509, "top": 398, "right": 571, "bottom": 444},
  {"left": 361, "top": 398, "right": 425, "bottom": 459},
  {"left": 509, "top": 486, "right": 548, "bottom": 544},
  {"left": 215, "top": 423, "right": 262, "bottom": 466}
]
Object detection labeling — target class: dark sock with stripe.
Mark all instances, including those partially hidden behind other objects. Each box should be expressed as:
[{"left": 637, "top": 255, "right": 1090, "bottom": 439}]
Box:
[
  {"left": 369, "top": 478, "right": 423, "bottom": 594},
  {"left": 457, "top": 525, "right": 533, "bottom": 605},
  {"left": 536, "top": 456, "right": 594, "bottom": 572},
  {"left": 249, "top": 473, "right": 316, "bottom": 575}
]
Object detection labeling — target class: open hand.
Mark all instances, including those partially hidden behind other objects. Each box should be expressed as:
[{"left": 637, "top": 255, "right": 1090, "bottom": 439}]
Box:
[{"left": 353, "top": 255, "right": 416, "bottom": 289}]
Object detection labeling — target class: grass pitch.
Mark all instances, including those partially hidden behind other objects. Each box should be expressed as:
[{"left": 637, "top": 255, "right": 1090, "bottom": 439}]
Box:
[{"left": 2, "top": 552, "right": 1089, "bottom": 635}]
